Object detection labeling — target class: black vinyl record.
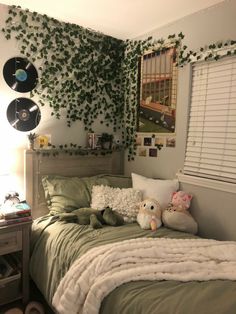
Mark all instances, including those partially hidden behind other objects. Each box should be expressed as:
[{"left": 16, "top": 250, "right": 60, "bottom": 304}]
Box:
[
  {"left": 7, "top": 98, "right": 41, "bottom": 132},
  {"left": 3, "top": 57, "right": 38, "bottom": 93}
]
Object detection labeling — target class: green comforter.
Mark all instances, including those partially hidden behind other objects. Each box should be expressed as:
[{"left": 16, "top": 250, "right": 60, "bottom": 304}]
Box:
[{"left": 30, "top": 215, "right": 236, "bottom": 314}]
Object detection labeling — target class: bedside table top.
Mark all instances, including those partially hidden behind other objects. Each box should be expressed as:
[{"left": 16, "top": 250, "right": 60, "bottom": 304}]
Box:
[{"left": 0, "top": 221, "right": 32, "bottom": 232}]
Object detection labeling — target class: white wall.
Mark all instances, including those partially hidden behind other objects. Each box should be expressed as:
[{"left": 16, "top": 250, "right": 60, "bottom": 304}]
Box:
[{"left": 125, "top": 0, "right": 236, "bottom": 240}]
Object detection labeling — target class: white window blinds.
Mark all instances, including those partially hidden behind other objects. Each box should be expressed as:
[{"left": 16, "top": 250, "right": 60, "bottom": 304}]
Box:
[{"left": 184, "top": 55, "right": 236, "bottom": 184}]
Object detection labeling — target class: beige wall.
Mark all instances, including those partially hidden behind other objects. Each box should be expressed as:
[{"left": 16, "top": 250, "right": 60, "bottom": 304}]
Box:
[{"left": 125, "top": 0, "right": 236, "bottom": 241}]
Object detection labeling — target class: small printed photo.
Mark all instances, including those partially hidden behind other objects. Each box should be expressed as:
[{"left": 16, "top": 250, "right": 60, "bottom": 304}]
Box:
[
  {"left": 149, "top": 148, "right": 158, "bottom": 157},
  {"left": 143, "top": 137, "right": 152, "bottom": 146},
  {"left": 94, "top": 134, "right": 102, "bottom": 149},
  {"left": 155, "top": 137, "right": 165, "bottom": 147},
  {"left": 87, "top": 133, "right": 94, "bottom": 149},
  {"left": 36, "top": 134, "right": 51, "bottom": 149},
  {"left": 138, "top": 147, "right": 147, "bottom": 157},
  {"left": 87, "top": 133, "right": 102, "bottom": 149},
  {"left": 166, "top": 137, "right": 176, "bottom": 147},
  {"left": 136, "top": 136, "right": 142, "bottom": 146}
]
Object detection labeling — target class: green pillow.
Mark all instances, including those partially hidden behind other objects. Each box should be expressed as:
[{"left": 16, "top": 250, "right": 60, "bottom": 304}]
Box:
[
  {"left": 100, "top": 174, "right": 131, "bottom": 188},
  {"left": 42, "top": 175, "right": 109, "bottom": 214}
]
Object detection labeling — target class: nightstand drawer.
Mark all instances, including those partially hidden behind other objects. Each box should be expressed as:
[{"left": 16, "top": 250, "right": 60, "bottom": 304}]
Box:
[
  {"left": 0, "top": 273, "right": 21, "bottom": 305},
  {"left": 0, "top": 231, "right": 22, "bottom": 255}
]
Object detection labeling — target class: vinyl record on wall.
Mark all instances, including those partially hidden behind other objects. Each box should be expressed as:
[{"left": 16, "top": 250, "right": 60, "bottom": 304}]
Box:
[
  {"left": 6, "top": 98, "right": 41, "bottom": 132},
  {"left": 3, "top": 57, "right": 38, "bottom": 93}
]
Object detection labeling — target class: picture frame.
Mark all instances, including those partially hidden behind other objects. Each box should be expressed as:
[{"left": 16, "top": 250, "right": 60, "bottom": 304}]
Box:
[
  {"left": 87, "top": 133, "right": 102, "bottom": 149},
  {"left": 35, "top": 134, "right": 51, "bottom": 149},
  {"left": 138, "top": 46, "right": 178, "bottom": 134}
]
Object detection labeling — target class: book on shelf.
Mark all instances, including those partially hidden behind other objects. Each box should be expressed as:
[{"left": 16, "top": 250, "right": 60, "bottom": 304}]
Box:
[
  {"left": 0, "top": 202, "right": 31, "bottom": 220},
  {"left": 4, "top": 253, "right": 21, "bottom": 274},
  {"left": 0, "top": 256, "right": 14, "bottom": 279},
  {"left": 3, "top": 210, "right": 31, "bottom": 220},
  {"left": 0, "top": 215, "right": 32, "bottom": 227}
]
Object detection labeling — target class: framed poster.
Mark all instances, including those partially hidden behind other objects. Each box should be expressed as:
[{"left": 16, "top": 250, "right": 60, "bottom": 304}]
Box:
[{"left": 138, "top": 47, "right": 178, "bottom": 134}]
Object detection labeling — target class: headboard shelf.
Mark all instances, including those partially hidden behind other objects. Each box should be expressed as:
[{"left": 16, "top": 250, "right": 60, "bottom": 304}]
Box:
[{"left": 24, "top": 149, "right": 124, "bottom": 218}]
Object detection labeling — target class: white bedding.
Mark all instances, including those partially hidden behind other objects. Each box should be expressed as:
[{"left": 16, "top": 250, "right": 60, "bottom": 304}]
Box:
[{"left": 52, "top": 237, "right": 236, "bottom": 314}]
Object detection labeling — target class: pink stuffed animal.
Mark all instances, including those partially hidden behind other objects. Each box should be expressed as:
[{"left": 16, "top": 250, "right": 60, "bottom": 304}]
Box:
[
  {"left": 163, "top": 190, "right": 198, "bottom": 234},
  {"left": 170, "top": 191, "right": 192, "bottom": 215}
]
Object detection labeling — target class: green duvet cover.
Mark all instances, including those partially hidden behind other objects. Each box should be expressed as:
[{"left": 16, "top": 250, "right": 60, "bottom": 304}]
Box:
[{"left": 30, "top": 215, "right": 236, "bottom": 314}]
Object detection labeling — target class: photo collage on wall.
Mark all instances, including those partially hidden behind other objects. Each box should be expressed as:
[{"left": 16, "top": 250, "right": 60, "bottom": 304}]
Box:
[{"left": 136, "top": 134, "right": 176, "bottom": 158}]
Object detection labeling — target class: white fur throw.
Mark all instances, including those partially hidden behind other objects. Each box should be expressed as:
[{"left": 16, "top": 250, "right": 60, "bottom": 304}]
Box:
[
  {"left": 90, "top": 185, "right": 142, "bottom": 221},
  {"left": 52, "top": 237, "right": 236, "bottom": 314}
]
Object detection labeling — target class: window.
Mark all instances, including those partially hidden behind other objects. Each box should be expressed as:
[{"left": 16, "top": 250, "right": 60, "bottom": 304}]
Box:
[
  {"left": 139, "top": 47, "right": 178, "bottom": 133},
  {"left": 184, "top": 55, "right": 236, "bottom": 184}
]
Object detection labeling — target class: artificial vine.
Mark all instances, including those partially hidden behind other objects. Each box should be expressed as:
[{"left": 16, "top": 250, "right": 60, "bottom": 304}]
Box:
[
  {"left": 2, "top": 5, "right": 125, "bottom": 132},
  {"left": 178, "top": 40, "right": 236, "bottom": 66},
  {"left": 3, "top": 6, "right": 234, "bottom": 161},
  {"left": 35, "top": 146, "right": 115, "bottom": 157}
]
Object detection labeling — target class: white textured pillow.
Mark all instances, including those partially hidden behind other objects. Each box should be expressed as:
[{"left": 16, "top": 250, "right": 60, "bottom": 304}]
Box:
[
  {"left": 131, "top": 173, "right": 179, "bottom": 210},
  {"left": 91, "top": 185, "right": 142, "bottom": 222}
]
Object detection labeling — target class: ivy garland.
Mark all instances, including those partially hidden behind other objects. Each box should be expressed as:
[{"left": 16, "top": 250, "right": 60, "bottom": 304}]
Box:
[
  {"left": 1, "top": 5, "right": 185, "bottom": 160},
  {"left": 35, "top": 145, "right": 114, "bottom": 157},
  {"left": 2, "top": 5, "right": 125, "bottom": 132},
  {"left": 3, "top": 6, "right": 235, "bottom": 161},
  {"left": 178, "top": 40, "right": 236, "bottom": 66}
]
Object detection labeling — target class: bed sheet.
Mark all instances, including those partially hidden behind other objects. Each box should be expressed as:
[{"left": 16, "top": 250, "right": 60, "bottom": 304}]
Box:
[{"left": 30, "top": 216, "right": 236, "bottom": 314}]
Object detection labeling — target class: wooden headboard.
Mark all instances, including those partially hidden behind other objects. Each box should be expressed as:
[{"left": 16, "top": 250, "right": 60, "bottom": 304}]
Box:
[{"left": 24, "top": 149, "right": 124, "bottom": 219}]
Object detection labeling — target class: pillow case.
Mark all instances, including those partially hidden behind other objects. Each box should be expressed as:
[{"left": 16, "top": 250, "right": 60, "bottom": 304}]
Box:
[
  {"left": 90, "top": 185, "right": 142, "bottom": 222},
  {"left": 42, "top": 175, "right": 109, "bottom": 214},
  {"left": 100, "top": 174, "right": 132, "bottom": 188},
  {"left": 131, "top": 173, "right": 179, "bottom": 210}
]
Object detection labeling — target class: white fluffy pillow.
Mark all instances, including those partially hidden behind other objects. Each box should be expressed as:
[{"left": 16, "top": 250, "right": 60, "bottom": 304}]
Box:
[
  {"left": 91, "top": 185, "right": 142, "bottom": 222},
  {"left": 131, "top": 173, "right": 179, "bottom": 210}
]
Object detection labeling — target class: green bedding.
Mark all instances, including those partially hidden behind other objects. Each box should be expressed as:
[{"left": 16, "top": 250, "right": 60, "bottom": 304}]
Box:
[{"left": 30, "top": 216, "right": 236, "bottom": 314}]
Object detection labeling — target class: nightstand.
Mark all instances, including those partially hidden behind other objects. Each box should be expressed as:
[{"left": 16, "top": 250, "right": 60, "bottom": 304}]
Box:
[{"left": 0, "top": 221, "right": 31, "bottom": 306}]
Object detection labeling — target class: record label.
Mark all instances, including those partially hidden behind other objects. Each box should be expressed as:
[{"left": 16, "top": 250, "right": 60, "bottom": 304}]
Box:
[
  {"left": 3, "top": 57, "right": 38, "bottom": 93},
  {"left": 7, "top": 98, "right": 41, "bottom": 132}
]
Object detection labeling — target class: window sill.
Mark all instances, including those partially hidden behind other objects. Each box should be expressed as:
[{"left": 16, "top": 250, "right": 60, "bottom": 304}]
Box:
[{"left": 176, "top": 173, "right": 236, "bottom": 194}]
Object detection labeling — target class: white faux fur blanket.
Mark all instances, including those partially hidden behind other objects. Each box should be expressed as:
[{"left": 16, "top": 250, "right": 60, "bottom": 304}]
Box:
[{"left": 52, "top": 237, "right": 236, "bottom": 314}]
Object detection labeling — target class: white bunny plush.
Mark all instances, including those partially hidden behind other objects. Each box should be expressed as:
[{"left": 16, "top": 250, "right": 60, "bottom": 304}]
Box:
[{"left": 137, "top": 198, "right": 162, "bottom": 231}]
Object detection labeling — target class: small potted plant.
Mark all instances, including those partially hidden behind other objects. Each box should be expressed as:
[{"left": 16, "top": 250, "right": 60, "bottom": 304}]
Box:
[
  {"left": 100, "top": 133, "right": 113, "bottom": 150},
  {"left": 27, "top": 132, "right": 38, "bottom": 150}
]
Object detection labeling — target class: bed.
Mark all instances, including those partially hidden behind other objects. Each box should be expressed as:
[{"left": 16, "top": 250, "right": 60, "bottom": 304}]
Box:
[{"left": 25, "top": 149, "right": 236, "bottom": 314}]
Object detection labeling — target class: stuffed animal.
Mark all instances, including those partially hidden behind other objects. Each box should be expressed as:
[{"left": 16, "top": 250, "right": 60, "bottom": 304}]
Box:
[
  {"left": 59, "top": 207, "right": 124, "bottom": 229},
  {"left": 4, "top": 191, "right": 20, "bottom": 206},
  {"left": 162, "top": 191, "right": 198, "bottom": 234},
  {"left": 169, "top": 190, "right": 192, "bottom": 215},
  {"left": 137, "top": 198, "right": 162, "bottom": 231}
]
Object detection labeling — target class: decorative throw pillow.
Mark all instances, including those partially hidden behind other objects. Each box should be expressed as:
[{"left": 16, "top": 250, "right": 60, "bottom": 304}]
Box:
[
  {"left": 131, "top": 173, "right": 179, "bottom": 210},
  {"left": 42, "top": 175, "right": 109, "bottom": 214},
  {"left": 90, "top": 185, "right": 142, "bottom": 222}
]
